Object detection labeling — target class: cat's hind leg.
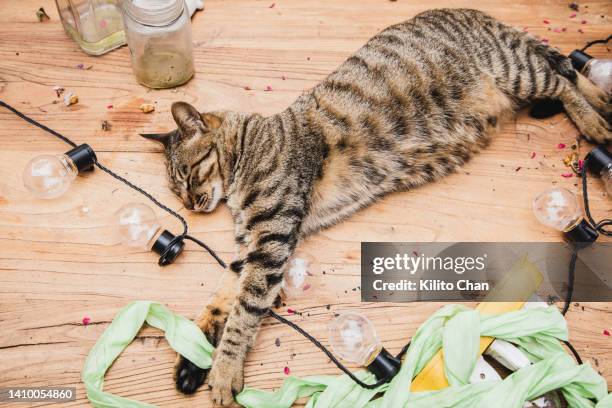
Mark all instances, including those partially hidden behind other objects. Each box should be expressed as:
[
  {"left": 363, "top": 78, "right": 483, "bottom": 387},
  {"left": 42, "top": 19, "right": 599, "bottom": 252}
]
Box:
[
  {"left": 574, "top": 72, "right": 612, "bottom": 123},
  {"left": 554, "top": 76, "right": 611, "bottom": 144},
  {"left": 174, "top": 270, "right": 238, "bottom": 394}
]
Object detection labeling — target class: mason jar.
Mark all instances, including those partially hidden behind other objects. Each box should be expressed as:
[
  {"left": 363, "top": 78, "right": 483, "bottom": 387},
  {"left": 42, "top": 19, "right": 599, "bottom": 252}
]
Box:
[
  {"left": 121, "top": 0, "right": 195, "bottom": 89},
  {"left": 54, "top": 0, "right": 125, "bottom": 55}
]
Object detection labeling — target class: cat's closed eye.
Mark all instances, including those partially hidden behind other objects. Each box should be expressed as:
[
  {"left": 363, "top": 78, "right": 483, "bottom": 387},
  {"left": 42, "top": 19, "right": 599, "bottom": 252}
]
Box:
[{"left": 179, "top": 164, "right": 190, "bottom": 180}]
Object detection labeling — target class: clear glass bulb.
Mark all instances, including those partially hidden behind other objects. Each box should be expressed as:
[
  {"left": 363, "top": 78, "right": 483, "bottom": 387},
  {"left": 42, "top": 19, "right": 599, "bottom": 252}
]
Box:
[
  {"left": 23, "top": 154, "right": 77, "bottom": 199},
  {"left": 532, "top": 187, "right": 582, "bottom": 232},
  {"left": 584, "top": 59, "right": 612, "bottom": 94},
  {"left": 328, "top": 312, "right": 381, "bottom": 366},
  {"left": 282, "top": 250, "right": 320, "bottom": 299},
  {"left": 115, "top": 203, "right": 162, "bottom": 248}
]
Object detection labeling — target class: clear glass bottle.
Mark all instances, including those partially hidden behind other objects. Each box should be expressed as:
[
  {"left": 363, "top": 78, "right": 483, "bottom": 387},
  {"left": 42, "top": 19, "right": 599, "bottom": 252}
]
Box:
[
  {"left": 121, "top": 0, "right": 195, "bottom": 89},
  {"left": 55, "top": 0, "right": 126, "bottom": 55}
]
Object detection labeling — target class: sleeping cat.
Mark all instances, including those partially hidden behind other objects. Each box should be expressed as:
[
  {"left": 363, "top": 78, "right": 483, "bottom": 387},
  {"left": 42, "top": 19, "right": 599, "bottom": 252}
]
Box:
[{"left": 141, "top": 8, "right": 611, "bottom": 406}]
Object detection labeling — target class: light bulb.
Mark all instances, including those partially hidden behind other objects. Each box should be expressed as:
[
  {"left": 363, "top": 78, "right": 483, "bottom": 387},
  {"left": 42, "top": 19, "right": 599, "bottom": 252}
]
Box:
[
  {"left": 532, "top": 187, "right": 598, "bottom": 243},
  {"left": 586, "top": 145, "right": 612, "bottom": 197},
  {"left": 23, "top": 154, "right": 77, "bottom": 199},
  {"left": 282, "top": 250, "right": 320, "bottom": 299},
  {"left": 328, "top": 312, "right": 381, "bottom": 365},
  {"left": 115, "top": 203, "right": 162, "bottom": 248},
  {"left": 570, "top": 50, "right": 612, "bottom": 94},
  {"left": 115, "top": 202, "right": 184, "bottom": 263},
  {"left": 22, "top": 144, "right": 96, "bottom": 199},
  {"left": 328, "top": 312, "right": 400, "bottom": 380},
  {"left": 532, "top": 188, "right": 582, "bottom": 232}
]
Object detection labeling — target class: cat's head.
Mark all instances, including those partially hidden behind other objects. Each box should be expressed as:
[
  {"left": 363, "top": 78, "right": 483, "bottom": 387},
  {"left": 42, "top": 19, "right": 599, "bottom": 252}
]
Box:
[{"left": 141, "top": 102, "right": 228, "bottom": 213}]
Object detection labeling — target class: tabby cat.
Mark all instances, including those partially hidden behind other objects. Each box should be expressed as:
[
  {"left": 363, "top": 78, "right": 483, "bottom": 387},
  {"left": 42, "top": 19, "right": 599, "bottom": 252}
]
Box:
[{"left": 142, "top": 8, "right": 611, "bottom": 406}]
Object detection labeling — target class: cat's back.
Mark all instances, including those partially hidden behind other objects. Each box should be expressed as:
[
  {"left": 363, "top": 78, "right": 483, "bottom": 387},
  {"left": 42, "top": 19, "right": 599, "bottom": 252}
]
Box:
[{"left": 297, "top": 9, "right": 518, "bottom": 234}]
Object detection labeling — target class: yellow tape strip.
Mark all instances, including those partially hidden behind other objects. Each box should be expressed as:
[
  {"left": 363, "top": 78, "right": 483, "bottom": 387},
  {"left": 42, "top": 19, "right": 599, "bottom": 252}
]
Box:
[{"left": 410, "top": 255, "right": 543, "bottom": 391}]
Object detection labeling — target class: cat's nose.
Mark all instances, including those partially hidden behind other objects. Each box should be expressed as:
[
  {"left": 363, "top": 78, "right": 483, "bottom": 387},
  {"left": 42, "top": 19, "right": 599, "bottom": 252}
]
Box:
[{"left": 184, "top": 196, "right": 195, "bottom": 210}]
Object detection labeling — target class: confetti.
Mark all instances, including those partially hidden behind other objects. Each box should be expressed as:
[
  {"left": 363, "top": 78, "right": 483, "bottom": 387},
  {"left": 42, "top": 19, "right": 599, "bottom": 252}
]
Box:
[
  {"left": 244, "top": 86, "right": 252, "bottom": 90},
  {"left": 530, "top": 152, "right": 536, "bottom": 159},
  {"left": 284, "top": 366, "right": 291, "bottom": 375},
  {"left": 101, "top": 120, "right": 111, "bottom": 131},
  {"left": 275, "top": 338, "right": 281, "bottom": 347},
  {"left": 36, "top": 7, "right": 50, "bottom": 22},
  {"left": 541, "top": 38, "right": 549, "bottom": 44},
  {"left": 578, "top": 28, "right": 584, "bottom": 34},
  {"left": 53, "top": 86, "right": 65, "bottom": 98},
  {"left": 281, "top": 75, "right": 287, "bottom": 80},
  {"left": 561, "top": 173, "right": 573, "bottom": 178},
  {"left": 100, "top": 19, "right": 108, "bottom": 29},
  {"left": 557, "top": 143, "right": 566, "bottom": 149},
  {"left": 604, "top": 329, "right": 610, "bottom": 336},
  {"left": 264, "top": 85, "right": 273, "bottom": 91},
  {"left": 569, "top": 13, "right": 577, "bottom": 18},
  {"left": 553, "top": 27, "right": 563, "bottom": 33},
  {"left": 515, "top": 166, "right": 522, "bottom": 172},
  {"left": 543, "top": 19, "right": 550, "bottom": 24},
  {"left": 303, "top": 283, "right": 311, "bottom": 291},
  {"left": 82, "top": 316, "right": 91, "bottom": 325},
  {"left": 64, "top": 92, "right": 78, "bottom": 106},
  {"left": 139, "top": 103, "right": 155, "bottom": 113},
  {"left": 569, "top": 2, "right": 579, "bottom": 11},
  {"left": 581, "top": 20, "right": 587, "bottom": 24},
  {"left": 268, "top": 2, "right": 275, "bottom": 8},
  {"left": 578, "top": 159, "right": 584, "bottom": 172},
  {"left": 287, "top": 308, "right": 296, "bottom": 315},
  {"left": 106, "top": 104, "right": 113, "bottom": 109}
]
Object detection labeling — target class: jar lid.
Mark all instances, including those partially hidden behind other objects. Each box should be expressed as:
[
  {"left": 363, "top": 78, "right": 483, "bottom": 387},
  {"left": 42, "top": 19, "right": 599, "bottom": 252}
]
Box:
[{"left": 122, "top": 0, "right": 185, "bottom": 27}]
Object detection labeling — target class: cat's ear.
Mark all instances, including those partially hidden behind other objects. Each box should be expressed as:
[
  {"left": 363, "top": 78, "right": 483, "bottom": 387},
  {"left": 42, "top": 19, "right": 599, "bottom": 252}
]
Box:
[
  {"left": 171, "top": 102, "right": 221, "bottom": 134},
  {"left": 140, "top": 131, "right": 173, "bottom": 147}
]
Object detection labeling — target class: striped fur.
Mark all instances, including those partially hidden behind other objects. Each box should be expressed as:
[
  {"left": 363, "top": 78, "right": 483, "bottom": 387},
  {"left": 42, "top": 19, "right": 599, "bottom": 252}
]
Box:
[{"left": 142, "top": 8, "right": 611, "bottom": 406}]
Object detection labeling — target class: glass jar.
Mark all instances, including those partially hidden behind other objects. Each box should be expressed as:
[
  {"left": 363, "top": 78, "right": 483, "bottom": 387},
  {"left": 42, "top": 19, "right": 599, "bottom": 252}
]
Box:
[
  {"left": 121, "top": 0, "right": 195, "bottom": 89},
  {"left": 55, "top": 0, "right": 126, "bottom": 55}
]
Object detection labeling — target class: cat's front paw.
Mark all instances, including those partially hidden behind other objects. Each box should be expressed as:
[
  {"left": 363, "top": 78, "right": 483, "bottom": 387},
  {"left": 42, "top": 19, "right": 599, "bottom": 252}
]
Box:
[
  {"left": 208, "top": 352, "right": 244, "bottom": 407},
  {"left": 174, "top": 355, "right": 208, "bottom": 394}
]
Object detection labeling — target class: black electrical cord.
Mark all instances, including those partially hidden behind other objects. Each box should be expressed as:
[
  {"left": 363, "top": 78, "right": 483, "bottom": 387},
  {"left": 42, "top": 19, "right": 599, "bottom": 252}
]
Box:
[
  {"left": 581, "top": 157, "right": 612, "bottom": 236},
  {"left": 269, "top": 310, "right": 408, "bottom": 389},
  {"left": 0, "top": 98, "right": 592, "bottom": 389},
  {"left": 0, "top": 99, "right": 226, "bottom": 269},
  {"left": 579, "top": 34, "right": 612, "bottom": 52}
]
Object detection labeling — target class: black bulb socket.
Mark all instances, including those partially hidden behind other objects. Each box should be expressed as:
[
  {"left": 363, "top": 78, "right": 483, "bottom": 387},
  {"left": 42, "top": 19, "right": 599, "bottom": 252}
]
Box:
[
  {"left": 569, "top": 50, "right": 593, "bottom": 72},
  {"left": 585, "top": 145, "right": 612, "bottom": 175},
  {"left": 564, "top": 219, "right": 599, "bottom": 246},
  {"left": 65, "top": 144, "right": 96, "bottom": 173},
  {"left": 366, "top": 347, "right": 401, "bottom": 381},
  {"left": 152, "top": 230, "right": 185, "bottom": 265}
]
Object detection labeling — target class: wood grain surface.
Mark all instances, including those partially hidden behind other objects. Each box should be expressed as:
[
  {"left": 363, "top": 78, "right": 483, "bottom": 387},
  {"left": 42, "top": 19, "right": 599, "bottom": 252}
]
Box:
[{"left": 0, "top": 0, "right": 611, "bottom": 406}]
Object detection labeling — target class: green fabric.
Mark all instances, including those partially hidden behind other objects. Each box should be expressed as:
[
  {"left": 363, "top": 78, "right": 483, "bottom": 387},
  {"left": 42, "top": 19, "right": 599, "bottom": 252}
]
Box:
[
  {"left": 82, "top": 301, "right": 214, "bottom": 407},
  {"left": 82, "top": 302, "right": 611, "bottom": 408}
]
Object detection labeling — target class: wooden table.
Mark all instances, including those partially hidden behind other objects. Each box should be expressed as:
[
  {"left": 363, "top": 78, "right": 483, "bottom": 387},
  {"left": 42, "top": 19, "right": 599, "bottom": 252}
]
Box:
[{"left": 0, "top": 0, "right": 610, "bottom": 406}]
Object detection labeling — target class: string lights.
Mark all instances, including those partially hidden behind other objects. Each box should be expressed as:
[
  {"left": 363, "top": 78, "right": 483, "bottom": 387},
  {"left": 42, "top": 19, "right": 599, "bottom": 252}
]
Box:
[
  {"left": 569, "top": 34, "right": 612, "bottom": 94},
  {"left": 115, "top": 203, "right": 185, "bottom": 263},
  {"left": 3, "top": 30, "right": 608, "bottom": 386},
  {"left": 328, "top": 312, "right": 401, "bottom": 380},
  {"left": 22, "top": 144, "right": 97, "bottom": 199},
  {"left": 586, "top": 145, "right": 612, "bottom": 196}
]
